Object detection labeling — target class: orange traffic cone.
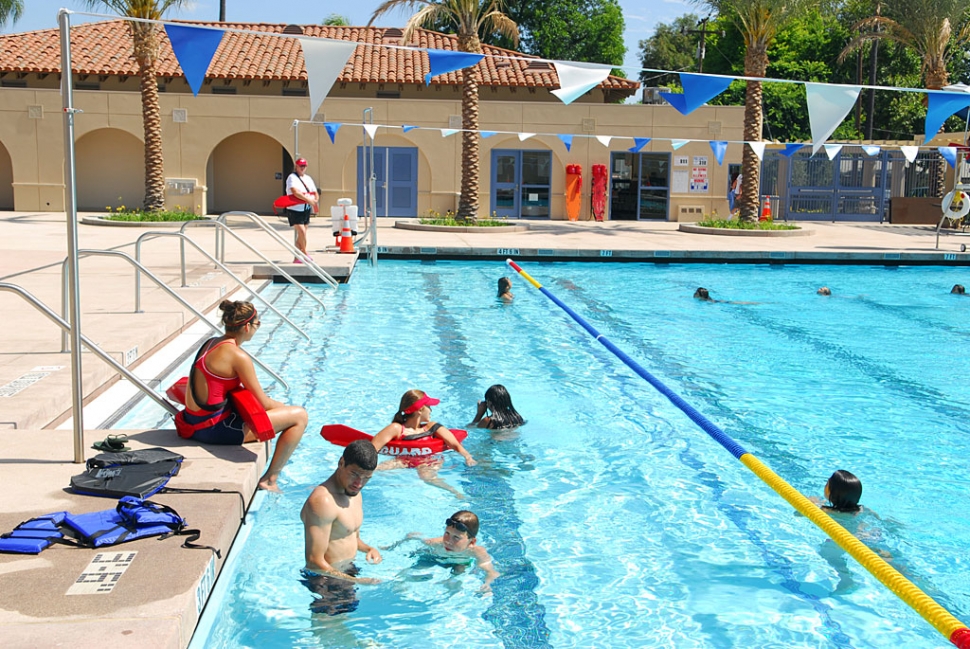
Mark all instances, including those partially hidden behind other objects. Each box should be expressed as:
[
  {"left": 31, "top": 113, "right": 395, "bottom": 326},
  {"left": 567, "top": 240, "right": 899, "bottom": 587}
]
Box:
[
  {"left": 338, "top": 208, "right": 355, "bottom": 254},
  {"left": 759, "top": 195, "right": 773, "bottom": 222}
]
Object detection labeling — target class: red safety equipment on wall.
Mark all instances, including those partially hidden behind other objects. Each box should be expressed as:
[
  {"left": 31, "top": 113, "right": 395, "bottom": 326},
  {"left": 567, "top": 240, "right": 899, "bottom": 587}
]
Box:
[
  {"left": 565, "top": 164, "right": 582, "bottom": 221},
  {"left": 591, "top": 164, "right": 608, "bottom": 221}
]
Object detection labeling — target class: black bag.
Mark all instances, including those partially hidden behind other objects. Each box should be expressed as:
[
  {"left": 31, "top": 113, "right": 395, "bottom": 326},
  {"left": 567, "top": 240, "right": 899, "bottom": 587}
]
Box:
[{"left": 70, "top": 447, "right": 184, "bottom": 499}]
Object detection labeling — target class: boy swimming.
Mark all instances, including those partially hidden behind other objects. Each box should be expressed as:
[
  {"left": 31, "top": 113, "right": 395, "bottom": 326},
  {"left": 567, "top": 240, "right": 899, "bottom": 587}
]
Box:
[{"left": 407, "top": 510, "right": 499, "bottom": 591}]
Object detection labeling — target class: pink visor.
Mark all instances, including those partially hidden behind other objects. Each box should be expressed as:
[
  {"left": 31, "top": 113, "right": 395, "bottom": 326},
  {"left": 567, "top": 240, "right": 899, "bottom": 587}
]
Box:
[{"left": 402, "top": 395, "right": 440, "bottom": 415}]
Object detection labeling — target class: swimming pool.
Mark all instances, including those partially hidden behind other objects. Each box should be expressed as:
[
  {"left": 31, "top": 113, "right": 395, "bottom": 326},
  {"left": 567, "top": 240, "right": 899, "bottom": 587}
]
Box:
[{"left": 118, "top": 261, "right": 970, "bottom": 648}]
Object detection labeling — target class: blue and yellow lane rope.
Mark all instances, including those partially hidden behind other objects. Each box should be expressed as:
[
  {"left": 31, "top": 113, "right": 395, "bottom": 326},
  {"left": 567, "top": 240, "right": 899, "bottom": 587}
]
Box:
[{"left": 506, "top": 259, "right": 970, "bottom": 648}]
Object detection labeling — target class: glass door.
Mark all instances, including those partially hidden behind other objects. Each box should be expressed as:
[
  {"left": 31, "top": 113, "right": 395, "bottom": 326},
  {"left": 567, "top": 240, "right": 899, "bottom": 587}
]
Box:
[
  {"left": 492, "top": 150, "right": 520, "bottom": 218},
  {"left": 609, "top": 152, "right": 670, "bottom": 220},
  {"left": 491, "top": 149, "right": 552, "bottom": 218},
  {"left": 357, "top": 147, "right": 418, "bottom": 217}
]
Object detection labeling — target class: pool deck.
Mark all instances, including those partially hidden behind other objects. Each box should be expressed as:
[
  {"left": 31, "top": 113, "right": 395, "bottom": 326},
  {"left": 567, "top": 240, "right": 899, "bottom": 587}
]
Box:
[{"left": 1, "top": 211, "right": 968, "bottom": 648}]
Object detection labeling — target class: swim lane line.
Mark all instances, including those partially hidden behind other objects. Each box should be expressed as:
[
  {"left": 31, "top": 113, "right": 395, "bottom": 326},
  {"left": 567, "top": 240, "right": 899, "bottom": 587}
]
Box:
[{"left": 506, "top": 258, "right": 970, "bottom": 649}]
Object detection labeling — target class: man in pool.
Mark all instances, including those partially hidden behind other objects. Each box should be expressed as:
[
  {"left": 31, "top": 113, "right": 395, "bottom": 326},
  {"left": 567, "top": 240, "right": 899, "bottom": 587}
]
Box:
[
  {"left": 300, "top": 439, "right": 382, "bottom": 614},
  {"left": 407, "top": 510, "right": 499, "bottom": 591}
]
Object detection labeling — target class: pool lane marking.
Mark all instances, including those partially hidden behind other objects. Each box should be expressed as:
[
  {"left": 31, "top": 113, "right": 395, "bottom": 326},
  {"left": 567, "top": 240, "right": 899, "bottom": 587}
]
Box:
[{"left": 505, "top": 258, "right": 970, "bottom": 649}]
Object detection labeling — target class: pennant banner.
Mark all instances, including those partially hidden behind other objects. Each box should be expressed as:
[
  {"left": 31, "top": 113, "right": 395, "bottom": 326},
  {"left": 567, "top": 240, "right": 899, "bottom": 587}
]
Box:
[
  {"left": 165, "top": 24, "right": 224, "bottom": 97},
  {"left": 440, "top": 128, "right": 459, "bottom": 137},
  {"left": 402, "top": 125, "right": 419, "bottom": 133},
  {"left": 661, "top": 73, "right": 733, "bottom": 116},
  {"left": 363, "top": 124, "right": 379, "bottom": 139},
  {"left": 480, "top": 131, "right": 496, "bottom": 138},
  {"left": 299, "top": 38, "right": 357, "bottom": 120},
  {"left": 780, "top": 143, "right": 805, "bottom": 158},
  {"left": 861, "top": 145, "right": 881, "bottom": 156},
  {"left": 426, "top": 50, "right": 484, "bottom": 84},
  {"left": 519, "top": 132, "right": 535, "bottom": 142},
  {"left": 823, "top": 144, "right": 842, "bottom": 160},
  {"left": 748, "top": 141, "right": 766, "bottom": 160},
  {"left": 629, "top": 137, "right": 651, "bottom": 153},
  {"left": 805, "top": 82, "right": 861, "bottom": 153},
  {"left": 939, "top": 146, "right": 958, "bottom": 169},
  {"left": 324, "top": 122, "right": 341, "bottom": 144},
  {"left": 924, "top": 91, "right": 970, "bottom": 138},
  {"left": 900, "top": 145, "right": 919, "bottom": 163},
  {"left": 551, "top": 61, "right": 613, "bottom": 105},
  {"left": 595, "top": 135, "right": 612, "bottom": 147},
  {"left": 558, "top": 134, "right": 573, "bottom": 152},
  {"left": 709, "top": 140, "right": 727, "bottom": 166},
  {"left": 670, "top": 139, "right": 689, "bottom": 150}
]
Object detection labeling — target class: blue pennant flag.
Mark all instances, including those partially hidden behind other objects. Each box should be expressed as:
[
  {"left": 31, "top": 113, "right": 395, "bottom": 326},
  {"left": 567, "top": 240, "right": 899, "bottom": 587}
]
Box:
[
  {"left": 558, "top": 134, "right": 573, "bottom": 152},
  {"left": 660, "top": 73, "right": 733, "bottom": 116},
  {"left": 709, "top": 140, "right": 728, "bottom": 166},
  {"left": 164, "top": 24, "right": 225, "bottom": 96},
  {"left": 425, "top": 50, "right": 485, "bottom": 85},
  {"left": 324, "top": 123, "right": 342, "bottom": 144},
  {"left": 939, "top": 146, "right": 958, "bottom": 169},
  {"left": 780, "top": 143, "right": 805, "bottom": 158},
  {"left": 402, "top": 125, "right": 419, "bottom": 133},
  {"left": 924, "top": 91, "right": 970, "bottom": 138},
  {"left": 480, "top": 131, "right": 496, "bottom": 138},
  {"left": 628, "top": 137, "right": 651, "bottom": 153}
]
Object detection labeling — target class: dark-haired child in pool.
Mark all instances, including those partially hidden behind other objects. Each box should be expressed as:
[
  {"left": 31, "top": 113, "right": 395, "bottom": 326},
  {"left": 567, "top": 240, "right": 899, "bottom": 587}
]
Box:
[
  {"left": 470, "top": 384, "right": 524, "bottom": 430},
  {"left": 498, "top": 277, "right": 514, "bottom": 301},
  {"left": 820, "top": 469, "right": 864, "bottom": 514},
  {"left": 405, "top": 510, "right": 499, "bottom": 591}
]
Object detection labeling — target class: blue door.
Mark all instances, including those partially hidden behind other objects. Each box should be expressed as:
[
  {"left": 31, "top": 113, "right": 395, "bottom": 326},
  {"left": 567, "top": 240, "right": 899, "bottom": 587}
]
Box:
[
  {"left": 357, "top": 147, "right": 418, "bottom": 217},
  {"left": 491, "top": 149, "right": 552, "bottom": 218}
]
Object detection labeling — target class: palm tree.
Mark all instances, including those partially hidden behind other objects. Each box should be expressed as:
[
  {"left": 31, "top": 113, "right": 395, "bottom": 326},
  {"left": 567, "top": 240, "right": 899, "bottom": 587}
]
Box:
[
  {"left": 0, "top": 0, "right": 23, "bottom": 27},
  {"left": 86, "top": 0, "right": 186, "bottom": 211},
  {"left": 839, "top": 0, "right": 970, "bottom": 196},
  {"left": 698, "top": 0, "right": 816, "bottom": 222},
  {"left": 369, "top": 1, "right": 518, "bottom": 222}
]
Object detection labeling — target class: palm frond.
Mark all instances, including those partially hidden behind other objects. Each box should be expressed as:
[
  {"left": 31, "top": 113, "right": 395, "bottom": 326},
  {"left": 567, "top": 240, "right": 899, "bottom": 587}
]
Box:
[
  {"left": 481, "top": 12, "right": 518, "bottom": 47},
  {"left": 401, "top": 4, "right": 451, "bottom": 43},
  {"left": 368, "top": 0, "right": 433, "bottom": 26}
]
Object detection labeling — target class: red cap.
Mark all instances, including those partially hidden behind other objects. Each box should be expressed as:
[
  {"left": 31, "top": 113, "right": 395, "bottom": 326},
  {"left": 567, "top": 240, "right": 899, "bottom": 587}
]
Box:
[
  {"left": 295, "top": 158, "right": 308, "bottom": 166},
  {"left": 402, "top": 394, "right": 440, "bottom": 415}
]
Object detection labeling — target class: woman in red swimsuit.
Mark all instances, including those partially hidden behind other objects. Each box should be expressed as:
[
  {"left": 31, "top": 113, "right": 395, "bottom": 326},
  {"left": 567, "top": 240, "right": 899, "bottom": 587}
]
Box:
[
  {"left": 183, "top": 300, "right": 307, "bottom": 492},
  {"left": 371, "top": 390, "right": 476, "bottom": 498}
]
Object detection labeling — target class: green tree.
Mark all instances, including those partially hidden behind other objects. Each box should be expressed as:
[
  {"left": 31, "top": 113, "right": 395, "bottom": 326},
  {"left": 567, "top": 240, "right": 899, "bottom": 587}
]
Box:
[
  {"left": 370, "top": 1, "right": 518, "bottom": 221},
  {"left": 85, "top": 0, "right": 185, "bottom": 211},
  {"left": 323, "top": 14, "right": 352, "bottom": 26},
  {"left": 0, "top": 0, "right": 22, "bottom": 27},
  {"left": 697, "top": 0, "right": 818, "bottom": 222},
  {"left": 512, "top": 0, "right": 625, "bottom": 67},
  {"left": 638, "top": 13, "right": 705, "bottom": 87}
]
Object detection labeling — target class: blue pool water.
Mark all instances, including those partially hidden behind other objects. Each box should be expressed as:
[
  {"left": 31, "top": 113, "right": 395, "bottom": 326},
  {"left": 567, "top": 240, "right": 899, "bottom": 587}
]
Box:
[{"left": 119, "top": 261, "right": 970, "bottom": 648}]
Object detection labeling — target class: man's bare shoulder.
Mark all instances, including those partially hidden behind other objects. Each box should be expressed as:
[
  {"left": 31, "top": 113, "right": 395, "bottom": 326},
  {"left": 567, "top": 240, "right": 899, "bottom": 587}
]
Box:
[{"left": 302, "top": 482, "right": 338, "bottom": 522}]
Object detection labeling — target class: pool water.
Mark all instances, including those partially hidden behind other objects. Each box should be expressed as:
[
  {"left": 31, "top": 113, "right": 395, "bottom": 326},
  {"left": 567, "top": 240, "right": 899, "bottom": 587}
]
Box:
[{"left": 120, "top": 261, "right": 970, "bottom": 648}]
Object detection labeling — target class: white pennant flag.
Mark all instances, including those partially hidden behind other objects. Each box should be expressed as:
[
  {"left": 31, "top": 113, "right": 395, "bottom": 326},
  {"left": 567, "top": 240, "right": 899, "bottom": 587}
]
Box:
[
  {"left": 806, "top": 82, "right": 862, "bottom": 154},
  {"left": 551, "top": 61, "right": 614, "bottom": 105},
  {"left": 670, "top": 139, "right": 689, "bottom": 150},
  {"left": 595, "top": 135, "right": 612, "bottom": 147},
  {"left": 363, "top": 124, "right": 379, "bottom": 139},
  {"left": 440, "top": 129, "right": 459, "bottom": 137},
  {"left": 748, "top": 141, "right": 766, "bottom": 160},
  {"left": 298, "top": 38, "right": 357, "bottom": 121},
  {"left": 823, "top": 144, "right": 843, "bottom": 160},
  {"left": 518, "top": 132, "right": 536, "bottom": 142},
  {"left": 900, "top": 145, "right": 919, "bottom": 163}
]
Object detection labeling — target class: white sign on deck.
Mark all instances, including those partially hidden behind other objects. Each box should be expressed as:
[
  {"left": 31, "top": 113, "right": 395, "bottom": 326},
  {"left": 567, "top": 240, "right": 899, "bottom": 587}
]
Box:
[{"left": 67, "top": 551, "right": 137, "bottom": 595}]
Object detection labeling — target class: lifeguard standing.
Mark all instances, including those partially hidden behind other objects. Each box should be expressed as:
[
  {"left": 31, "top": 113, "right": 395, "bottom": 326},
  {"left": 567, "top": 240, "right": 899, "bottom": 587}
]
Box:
[{"left": 285, "top": 158, "right": 318, "bottom": 263}]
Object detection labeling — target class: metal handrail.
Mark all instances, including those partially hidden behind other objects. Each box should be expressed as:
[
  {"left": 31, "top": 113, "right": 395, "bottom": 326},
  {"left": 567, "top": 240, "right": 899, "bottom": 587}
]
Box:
[
  {"left": 59, "top": 249, "right": 289, "bottom": 390},
  {"left": 208, "top": 212, "right": 339, "bottom": 288},
  {"left": 1, "top": 282, "right": 179, "bottom": 462},
  {"left": 122, "top": 236, "right": 308, "bottom": 340},
  {"left": 136, "top": 226, "right": 326, "bottom": 310}
]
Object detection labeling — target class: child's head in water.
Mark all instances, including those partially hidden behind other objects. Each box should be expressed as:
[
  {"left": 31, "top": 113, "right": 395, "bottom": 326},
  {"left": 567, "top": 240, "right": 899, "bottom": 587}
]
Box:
[
  {"left": 443, "top": 510, "right": 480, "bottom": 552},
  {"left": 823, "top": 469, "right": 862, "bottom": 513},
  {"left": 498, "top": 277, "right": 513, "bottom": 298}
]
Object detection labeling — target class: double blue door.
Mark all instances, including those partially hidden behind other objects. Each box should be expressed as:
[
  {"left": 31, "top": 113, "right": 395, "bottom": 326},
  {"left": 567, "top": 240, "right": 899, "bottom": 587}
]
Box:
[
  {"left": 357, "top": 147, "right": 418, "bottom": 217},
  {"left": 491, "top": 150, "right": 552, "bottom": 218}
]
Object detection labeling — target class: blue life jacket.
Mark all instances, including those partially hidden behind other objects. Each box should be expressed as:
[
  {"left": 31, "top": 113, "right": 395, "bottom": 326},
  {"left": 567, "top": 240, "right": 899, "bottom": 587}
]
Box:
[{"left": 0, "top": 497, "right": 219, "bottom": 556}]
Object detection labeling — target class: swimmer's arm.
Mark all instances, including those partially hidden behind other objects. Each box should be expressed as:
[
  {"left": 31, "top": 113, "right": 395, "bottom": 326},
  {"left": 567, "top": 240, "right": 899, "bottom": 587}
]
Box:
[
  {"left": 371, "top": 422, "right": 403, "bottom": 452},
  {"left": 470, "top": 401, "right": 488, "bottom": 426},
  {"left": 435, "top": 426, "right": 477, "bottom": 466},
  {"left": 232, "top": 350, "right": 285, "bottom": 411},
  {"left": 473, "top": 546, "right": 499, "bottom": 589},
  {"left": 357, "top": 534, "right": 382, "bottom": 564}
]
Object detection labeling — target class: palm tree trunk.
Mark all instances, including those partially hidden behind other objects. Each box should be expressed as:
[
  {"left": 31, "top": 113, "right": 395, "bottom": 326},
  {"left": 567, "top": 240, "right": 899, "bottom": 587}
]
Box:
[
  {"left": 739, "top": 44, "right": 769, "bottom": 223},
  {"left": 457, "top": 34, "right": 482, "bottom": 222},
  {"left": 131, "top": 22, "right": 165, "bottom": 212}
]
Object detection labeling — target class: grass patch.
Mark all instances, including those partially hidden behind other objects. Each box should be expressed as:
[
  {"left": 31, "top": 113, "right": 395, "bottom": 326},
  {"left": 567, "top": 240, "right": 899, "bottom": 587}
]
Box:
[
  {"left": 418, "top": 218, "right": 512, "bottom": 227},
  {"left": 696, "top": 218, "right": 799, "bottom": 231},
  {"left": 103, "top": 209, "right": 208, "bottom": 222}
]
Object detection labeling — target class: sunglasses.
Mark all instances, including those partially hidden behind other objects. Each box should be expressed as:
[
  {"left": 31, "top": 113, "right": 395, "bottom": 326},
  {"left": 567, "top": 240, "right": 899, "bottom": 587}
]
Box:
[
  {"left": 445, "top": 517, "right": 469, "bottom": 534},
  {"left": 252, "top": 320, "right": 261, "bottom": 328}
]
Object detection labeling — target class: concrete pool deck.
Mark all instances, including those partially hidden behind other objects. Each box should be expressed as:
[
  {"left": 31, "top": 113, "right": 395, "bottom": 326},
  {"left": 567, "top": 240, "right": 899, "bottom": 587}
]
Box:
[{"left": 1, "top": 210, "right": 968, "bottom": 648}]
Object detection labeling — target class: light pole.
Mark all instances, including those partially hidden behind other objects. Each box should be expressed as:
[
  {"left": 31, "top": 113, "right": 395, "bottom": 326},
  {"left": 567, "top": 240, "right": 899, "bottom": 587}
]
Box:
[{"left": 681, "top": 17, "right": 724, "bottom": 74}]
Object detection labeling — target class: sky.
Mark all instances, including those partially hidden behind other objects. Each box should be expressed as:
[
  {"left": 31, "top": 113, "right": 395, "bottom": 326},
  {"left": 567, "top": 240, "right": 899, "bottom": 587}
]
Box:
[{"left": 3, "top": 0, "right": 692, "bottom": 77}]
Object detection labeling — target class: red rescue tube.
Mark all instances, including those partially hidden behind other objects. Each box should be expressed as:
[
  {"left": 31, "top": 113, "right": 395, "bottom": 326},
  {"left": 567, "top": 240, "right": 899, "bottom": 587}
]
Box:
[
  {"left": 167, "top": 377, "right": 275, "bottom": 442},
  {"left": 321, "top": 424, "right": 467, "bottom": 457}
]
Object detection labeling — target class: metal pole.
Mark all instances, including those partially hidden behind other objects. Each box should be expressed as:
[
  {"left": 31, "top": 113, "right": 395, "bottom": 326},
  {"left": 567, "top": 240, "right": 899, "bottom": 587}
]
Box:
[
  {"left": 365, "top": 109, "right": 378, "bottom": 266},
  {"left": 59, "top": 10, "right": 85, "bottom": 463}
]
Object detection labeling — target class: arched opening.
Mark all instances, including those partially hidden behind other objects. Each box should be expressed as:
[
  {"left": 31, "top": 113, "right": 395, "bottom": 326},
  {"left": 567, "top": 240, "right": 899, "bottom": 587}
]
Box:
[
  {"left": 76, "top": 128, "right": 144, "bottom": 212},
  {"left": 207, "top": 132, "right": 290, "bottom": 215}
]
